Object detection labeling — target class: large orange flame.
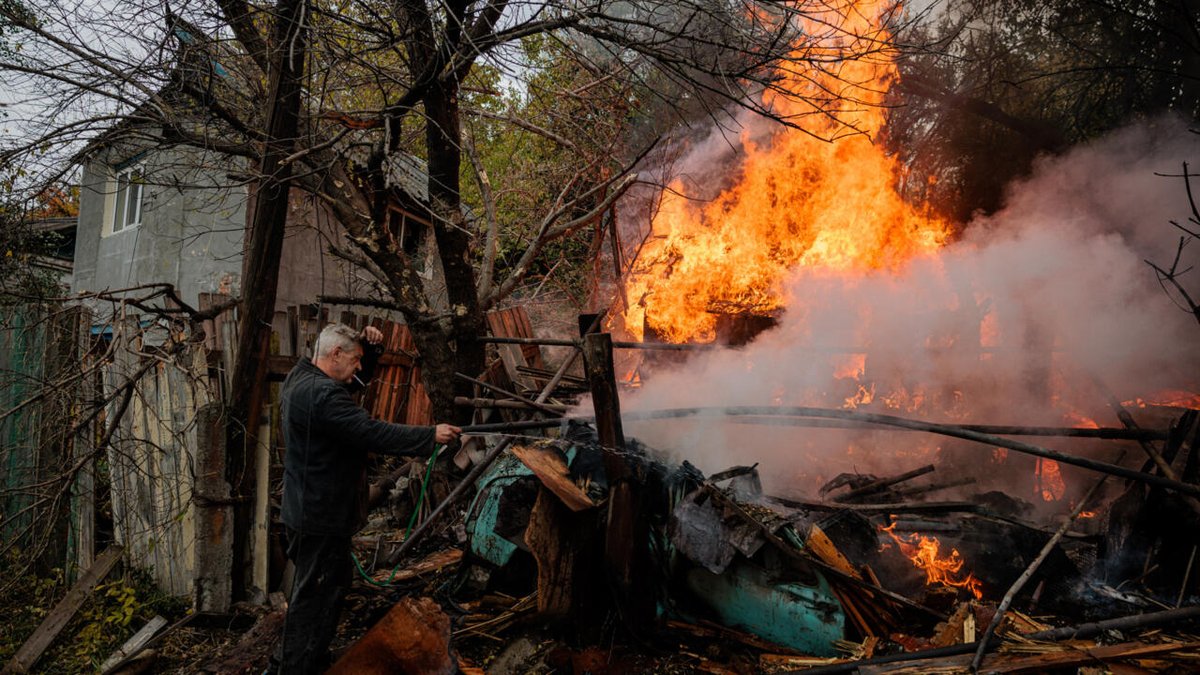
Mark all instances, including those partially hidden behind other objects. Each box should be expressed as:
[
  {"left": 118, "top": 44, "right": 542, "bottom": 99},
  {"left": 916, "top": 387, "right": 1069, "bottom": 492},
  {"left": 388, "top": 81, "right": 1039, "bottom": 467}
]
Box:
[
  {"left": 621, "top": 0, "right": 951, "bottom": 343},
  {"left": 880, "top": 523, "right": 984, "bottom": 600}
]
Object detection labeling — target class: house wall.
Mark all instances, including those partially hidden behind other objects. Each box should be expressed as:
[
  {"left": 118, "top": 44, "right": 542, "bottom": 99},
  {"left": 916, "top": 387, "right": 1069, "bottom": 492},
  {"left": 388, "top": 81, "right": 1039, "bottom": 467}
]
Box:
[{"left": 74, "top": 147, "right": 246, "bottom": 309}]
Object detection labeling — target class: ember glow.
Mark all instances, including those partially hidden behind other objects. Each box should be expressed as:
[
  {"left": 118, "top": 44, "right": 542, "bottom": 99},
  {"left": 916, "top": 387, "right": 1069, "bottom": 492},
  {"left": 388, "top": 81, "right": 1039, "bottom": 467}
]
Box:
[
  {"left": 1123, "top": 390, "right": 1200, "bottom": 410},
  {"left": 620, "top": 0, "right": 951, "bottom": 343},
  {"left": 880, "top": 523, "right": 984, "bottom": 600}
]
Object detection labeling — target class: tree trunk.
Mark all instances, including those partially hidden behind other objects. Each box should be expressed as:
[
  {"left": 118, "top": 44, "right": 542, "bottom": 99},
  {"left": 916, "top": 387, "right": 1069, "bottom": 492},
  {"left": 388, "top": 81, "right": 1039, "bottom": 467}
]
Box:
[
  {"left": 224, "top": 0, "right": 307, "bottom": 602},
  {"left": 420, "top": 79, "right": 486, "bottom": 424}
]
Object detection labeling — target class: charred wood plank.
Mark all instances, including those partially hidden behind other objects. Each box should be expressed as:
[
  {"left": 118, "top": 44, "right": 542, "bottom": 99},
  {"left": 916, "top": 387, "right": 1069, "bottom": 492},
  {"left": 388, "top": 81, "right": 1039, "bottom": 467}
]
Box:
[
  {"left": 525, "top": 489, "right": 575, "bottom": 617},
  {"left": 862, "top": 639, "right": 1200, "bottom": 674},
  {"left": 785, "top": 605, "right": 1200, "bottom": 675},
  {"left": 583, "top": 332, "right": 655, "bottom": 632},
  {"left": 833, "top": 465, "right": 935, "bottom": 503}
]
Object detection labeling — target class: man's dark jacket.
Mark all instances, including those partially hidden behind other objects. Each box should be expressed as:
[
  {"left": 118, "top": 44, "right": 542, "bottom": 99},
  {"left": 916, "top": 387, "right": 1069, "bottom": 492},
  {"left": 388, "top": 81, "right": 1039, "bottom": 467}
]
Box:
[{"left": 280, "top": 355, "right": 435, "bottom": 535}]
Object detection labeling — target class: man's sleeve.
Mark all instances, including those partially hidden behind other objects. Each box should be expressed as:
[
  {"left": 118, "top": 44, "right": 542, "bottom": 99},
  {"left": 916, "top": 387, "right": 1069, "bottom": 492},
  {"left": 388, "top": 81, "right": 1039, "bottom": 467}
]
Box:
[{"left": 318, "top": 384, "right": 436, "bottom": 455}]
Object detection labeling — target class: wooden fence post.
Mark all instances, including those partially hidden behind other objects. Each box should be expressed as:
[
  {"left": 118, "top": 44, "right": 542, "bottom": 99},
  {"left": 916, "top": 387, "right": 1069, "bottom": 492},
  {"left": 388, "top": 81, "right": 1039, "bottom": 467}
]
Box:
[
  {"left": 582, "top": 332, "right": 654, "bottom": 633},
  {"left": 194, "top": 403, "right": 233, "bottom": 613}
]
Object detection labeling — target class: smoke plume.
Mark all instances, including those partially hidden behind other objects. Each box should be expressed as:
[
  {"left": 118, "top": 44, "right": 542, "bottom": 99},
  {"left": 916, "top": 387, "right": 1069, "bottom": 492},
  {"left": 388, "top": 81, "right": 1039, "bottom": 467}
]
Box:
[{"left": 616, "top": 116, "right": 1200, "bottom": 503}]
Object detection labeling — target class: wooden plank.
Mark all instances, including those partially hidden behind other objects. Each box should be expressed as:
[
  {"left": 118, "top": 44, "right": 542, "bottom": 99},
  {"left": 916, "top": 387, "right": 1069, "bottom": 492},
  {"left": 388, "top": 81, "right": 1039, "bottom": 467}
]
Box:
[
  {"left": 806, "top": 524, "right": 862, "bottom": 579},
  {"left": 99, "top": 615, "right": 167, "bottom": 673},
  {"left": 524, "top": 489, "right": 574, "bottom": 617},
  {"left": 72, "top": 316, "right": 97, "bottom": 573},
  {"left": 2, "top": 545, "right": 124, "bottom": 674},
  {"left": 251, "top": 411, "right": 272, "bottom": 600},
  {"left": 370, "top": 548, "right": 463, "bottom": 584},
  {"left": 510, "top": 444, "right": 596, "bottom": 511}
]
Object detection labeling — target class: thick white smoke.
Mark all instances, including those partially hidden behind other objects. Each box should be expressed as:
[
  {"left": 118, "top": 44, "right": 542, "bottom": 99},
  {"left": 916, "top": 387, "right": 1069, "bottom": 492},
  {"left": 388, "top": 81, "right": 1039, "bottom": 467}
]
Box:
[{"left": 616, "top": 116, "right": 1200, "bottom": 502}]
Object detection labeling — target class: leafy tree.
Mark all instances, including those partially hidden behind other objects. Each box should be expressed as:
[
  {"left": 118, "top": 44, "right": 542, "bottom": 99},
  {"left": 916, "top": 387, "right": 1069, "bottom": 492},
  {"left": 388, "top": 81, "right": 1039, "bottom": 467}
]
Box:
[{"left": 0, "top": 0, "right": 893, "bottom": 420}]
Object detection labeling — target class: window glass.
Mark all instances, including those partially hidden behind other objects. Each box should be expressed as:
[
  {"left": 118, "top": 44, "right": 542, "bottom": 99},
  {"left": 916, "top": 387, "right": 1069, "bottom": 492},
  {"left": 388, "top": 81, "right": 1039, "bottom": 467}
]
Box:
[{"left": 111, "top": 166, "right": 144, "bottom": 232}]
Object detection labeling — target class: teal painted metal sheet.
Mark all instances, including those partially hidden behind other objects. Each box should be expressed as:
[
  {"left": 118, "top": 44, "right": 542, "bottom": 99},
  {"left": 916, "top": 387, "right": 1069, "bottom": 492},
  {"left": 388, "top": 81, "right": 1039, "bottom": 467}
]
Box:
[
  {"left": 683, "top": 558, "right": 845, "bottom": 656},
  {"left": 464, "top": 445, "right": 577, "bottom": 567},
  {"left": 464, "top": 452, "right": 529, "bottom": 566}
]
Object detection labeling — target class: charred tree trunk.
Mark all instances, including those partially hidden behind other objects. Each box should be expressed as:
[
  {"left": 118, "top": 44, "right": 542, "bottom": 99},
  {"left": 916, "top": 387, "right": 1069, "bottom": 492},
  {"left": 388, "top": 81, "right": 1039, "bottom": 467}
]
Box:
[{"left": 224, "top": 0, "right": 307, "bottom": 601}]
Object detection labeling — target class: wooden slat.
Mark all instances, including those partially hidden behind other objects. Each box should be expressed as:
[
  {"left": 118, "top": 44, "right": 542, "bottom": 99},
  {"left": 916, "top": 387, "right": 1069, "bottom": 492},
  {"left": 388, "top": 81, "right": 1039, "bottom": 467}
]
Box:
[
  {"left": 2, "top": 545, "right": 124, "bottom": 674},
  {"left": 510, "top": 444, "right": 596, "bottom": 511}
]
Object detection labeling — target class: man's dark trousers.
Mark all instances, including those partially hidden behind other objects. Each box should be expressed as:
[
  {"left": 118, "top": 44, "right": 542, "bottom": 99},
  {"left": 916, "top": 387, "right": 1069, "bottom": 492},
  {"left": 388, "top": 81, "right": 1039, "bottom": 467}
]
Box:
[{"left": 271, "top": 528, "right": 351, "bottom": 675}]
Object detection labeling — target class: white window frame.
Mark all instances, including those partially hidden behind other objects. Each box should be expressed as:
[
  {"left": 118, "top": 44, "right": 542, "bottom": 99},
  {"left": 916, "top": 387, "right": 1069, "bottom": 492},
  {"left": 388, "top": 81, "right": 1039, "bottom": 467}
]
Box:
[{"left": 106, "top": 164, "right": 145, "bottom": 235}]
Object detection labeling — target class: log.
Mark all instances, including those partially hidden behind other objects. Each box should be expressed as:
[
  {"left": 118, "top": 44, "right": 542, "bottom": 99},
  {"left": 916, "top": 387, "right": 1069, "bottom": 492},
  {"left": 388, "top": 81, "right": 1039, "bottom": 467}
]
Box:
[
  {"left": 326, "top": 597, "right": 454, "bottom": 675},
  {"left": 3, "top": 545, "right": 124, "bottom": 674}
]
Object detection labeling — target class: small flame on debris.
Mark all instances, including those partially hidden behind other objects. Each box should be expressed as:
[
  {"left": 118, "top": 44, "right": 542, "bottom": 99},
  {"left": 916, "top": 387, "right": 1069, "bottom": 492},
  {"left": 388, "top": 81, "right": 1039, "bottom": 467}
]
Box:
[
  {"left": 1078, "top": 510, "right": 1096, "bottom": 519},
  {"left": 1061, "top": 410, "right": 1100, "bottom": 429},
  {"left": 1036, "top": 458, "right": 1066, "bottom": 502},
  {"left": 843, "top": 383, "right": 875, "bottom": 409},
  {"left": 879, "top": 523, "right": 984, "bottom": 600}
]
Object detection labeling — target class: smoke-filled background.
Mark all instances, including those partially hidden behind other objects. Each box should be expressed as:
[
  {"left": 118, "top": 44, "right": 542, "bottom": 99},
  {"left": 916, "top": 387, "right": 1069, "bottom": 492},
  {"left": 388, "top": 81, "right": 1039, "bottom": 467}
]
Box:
[{"left": 612, "top": 116, "right": 1200, "bottom": 507}]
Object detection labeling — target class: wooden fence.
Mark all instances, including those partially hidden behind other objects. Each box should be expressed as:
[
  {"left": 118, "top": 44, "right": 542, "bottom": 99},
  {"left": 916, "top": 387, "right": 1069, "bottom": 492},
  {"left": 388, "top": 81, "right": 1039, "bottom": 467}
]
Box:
[
  {"left": 1, "top": 297, "right": 543, "bottom": 604},
  {"left": 0, "top": 305, "right": 86, "bottom": 572}
]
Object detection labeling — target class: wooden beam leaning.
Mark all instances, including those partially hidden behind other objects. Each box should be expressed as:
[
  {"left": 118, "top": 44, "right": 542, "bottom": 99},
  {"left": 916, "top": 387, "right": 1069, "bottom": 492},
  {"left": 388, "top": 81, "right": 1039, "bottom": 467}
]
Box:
[{"left": 3, "top": 545, "right": 124, "bottom": 674}]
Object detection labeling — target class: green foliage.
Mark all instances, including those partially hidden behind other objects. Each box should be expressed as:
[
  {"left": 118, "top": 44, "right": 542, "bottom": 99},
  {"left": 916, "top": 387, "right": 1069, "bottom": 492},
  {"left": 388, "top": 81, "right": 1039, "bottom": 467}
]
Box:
[
  {"left": 0, "top": 551, "right": 188, "bottom": 674},
  {"left": 0, "top": 0, "right": 38, "bottom": 59},
  {"left": 460, "top": 37, "right": 637, "bottom": 306}
]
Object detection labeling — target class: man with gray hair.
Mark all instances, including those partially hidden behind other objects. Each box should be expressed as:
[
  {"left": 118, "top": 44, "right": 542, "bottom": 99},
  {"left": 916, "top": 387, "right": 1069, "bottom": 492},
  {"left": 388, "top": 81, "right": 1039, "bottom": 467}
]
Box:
[{"left": 270, "top": 322, "right": 460, "bottom": 674}]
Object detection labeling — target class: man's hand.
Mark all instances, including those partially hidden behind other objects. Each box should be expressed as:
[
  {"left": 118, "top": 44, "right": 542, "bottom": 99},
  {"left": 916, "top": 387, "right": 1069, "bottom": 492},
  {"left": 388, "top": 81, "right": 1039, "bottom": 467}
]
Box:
[
  {"left": 361, "top": 325, "right": 384, "bottom": 345},
  {"left": 434, "top": 423, "right": 462, "bottom": 444}
]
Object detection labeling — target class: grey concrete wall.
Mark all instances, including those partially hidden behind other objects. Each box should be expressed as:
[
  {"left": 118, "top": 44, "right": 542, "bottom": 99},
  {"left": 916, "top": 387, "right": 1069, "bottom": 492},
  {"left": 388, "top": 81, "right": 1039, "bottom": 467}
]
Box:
[
  {"left": 74, "top": 144, "right": 432, "bottom": 320},
  {"left": 74, "top": 147, "right": 245, "bottom": 310}
]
